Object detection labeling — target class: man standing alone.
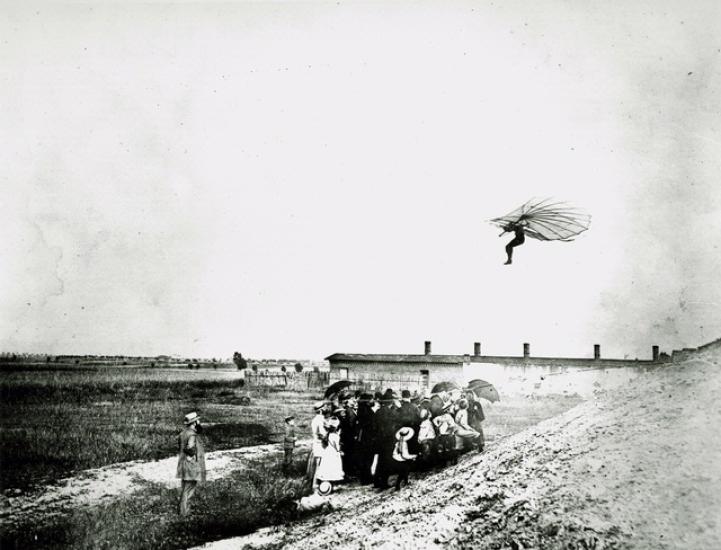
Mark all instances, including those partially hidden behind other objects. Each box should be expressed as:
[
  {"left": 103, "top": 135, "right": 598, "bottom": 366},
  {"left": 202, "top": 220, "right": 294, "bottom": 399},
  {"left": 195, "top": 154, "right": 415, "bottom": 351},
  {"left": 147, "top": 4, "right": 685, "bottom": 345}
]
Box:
[{"left": 177, "top": 411, "right": 206, "bottom": 516}]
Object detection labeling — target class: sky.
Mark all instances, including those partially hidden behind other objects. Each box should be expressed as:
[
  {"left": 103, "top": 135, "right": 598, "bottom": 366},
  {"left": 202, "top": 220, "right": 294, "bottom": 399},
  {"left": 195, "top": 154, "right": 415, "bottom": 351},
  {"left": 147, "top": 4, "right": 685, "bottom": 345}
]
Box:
[{"left": 1, "top": 1, "right": 720, "bottom": 360}]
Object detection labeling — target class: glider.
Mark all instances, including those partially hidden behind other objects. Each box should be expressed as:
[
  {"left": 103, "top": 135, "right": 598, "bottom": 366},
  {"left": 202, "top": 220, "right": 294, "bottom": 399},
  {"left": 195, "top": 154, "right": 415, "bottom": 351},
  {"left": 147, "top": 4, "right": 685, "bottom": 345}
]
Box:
[{"left": 489, "top": 198, "right": 591, "bottom": 264}]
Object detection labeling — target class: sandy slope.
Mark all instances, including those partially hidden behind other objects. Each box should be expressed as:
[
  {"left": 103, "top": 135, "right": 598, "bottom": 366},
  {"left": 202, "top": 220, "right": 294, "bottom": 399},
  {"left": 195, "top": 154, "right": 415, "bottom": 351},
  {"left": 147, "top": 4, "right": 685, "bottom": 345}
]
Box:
[{"left": 196, "top": 350, "right": 721, "bottom": 550}]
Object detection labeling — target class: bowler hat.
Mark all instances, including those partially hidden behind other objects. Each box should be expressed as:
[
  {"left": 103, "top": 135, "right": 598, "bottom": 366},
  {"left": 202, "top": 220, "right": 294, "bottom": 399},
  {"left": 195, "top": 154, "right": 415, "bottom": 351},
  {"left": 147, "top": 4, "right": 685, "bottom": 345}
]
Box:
[
  {"left": 284, "top": 415, "right": 295, "bottom": 422},
  {"left": 381, "top": 389, "right": 397, "bottom": 402},
  {"left": 313, "top": 401, "right": 326, "bottom": 411},
  {"left": 401, "top": 389, "right": 411, "bottom": 399},
  {"left": 317, "top": 480, "right": 333, "bottom": 496}
]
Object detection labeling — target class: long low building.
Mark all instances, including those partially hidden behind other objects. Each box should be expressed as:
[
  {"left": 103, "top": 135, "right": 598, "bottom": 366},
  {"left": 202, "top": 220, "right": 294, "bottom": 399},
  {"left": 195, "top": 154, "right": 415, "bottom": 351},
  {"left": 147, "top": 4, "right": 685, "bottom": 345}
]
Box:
[{"left": 326, "top": 340, "right": 664, "bottom": 396}]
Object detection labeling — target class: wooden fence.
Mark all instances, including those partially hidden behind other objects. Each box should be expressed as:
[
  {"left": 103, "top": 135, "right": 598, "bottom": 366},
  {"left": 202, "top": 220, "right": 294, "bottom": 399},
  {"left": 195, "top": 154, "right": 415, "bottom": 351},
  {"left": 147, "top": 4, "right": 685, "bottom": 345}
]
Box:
[
  {"left": 329, "top": 373, "right": 429, "bottom": 394},
  {"left": 245, "top": 371, "right": 329, "bottom": 390}
]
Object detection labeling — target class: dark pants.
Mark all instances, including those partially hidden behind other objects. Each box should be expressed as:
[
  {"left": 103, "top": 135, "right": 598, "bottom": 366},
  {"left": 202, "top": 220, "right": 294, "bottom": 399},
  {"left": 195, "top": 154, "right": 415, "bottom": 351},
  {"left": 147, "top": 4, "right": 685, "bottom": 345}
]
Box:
[
  {"left": 283, "top": 446, "right": 293, "bottom": 472},
  {"left": 392, "top": 460, "right": 411, "bottom": 490},
  {"left": 418, "top": 440, "right": 437, "bottom": 470},
  {"left": 179, "top": 480, "right": 197, "bottom": 516},
  {"left": 438, "top": 434, "right": 457, "bottom": 465},
  {"left": 373, "top": 446, "right": 394, "bottom": 489},
  {"left": 341, "top": 442, "right": 356, "bottom": 479},
  {"left": 358, "top": 446, "right": 375, "bottom": 484},
  {"left": 506, "top": 234, "right": 525, "bottom": 259}
]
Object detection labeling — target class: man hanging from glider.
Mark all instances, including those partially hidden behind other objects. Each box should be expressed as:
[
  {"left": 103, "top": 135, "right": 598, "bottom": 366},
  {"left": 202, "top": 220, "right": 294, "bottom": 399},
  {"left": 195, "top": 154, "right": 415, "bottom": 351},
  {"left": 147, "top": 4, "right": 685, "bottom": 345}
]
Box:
[
  {"left": 500, "top": 220, "right": 527, "bottom": 265},
  {"left": 490, "top": 198, "right": 591, "bottom": 265}
]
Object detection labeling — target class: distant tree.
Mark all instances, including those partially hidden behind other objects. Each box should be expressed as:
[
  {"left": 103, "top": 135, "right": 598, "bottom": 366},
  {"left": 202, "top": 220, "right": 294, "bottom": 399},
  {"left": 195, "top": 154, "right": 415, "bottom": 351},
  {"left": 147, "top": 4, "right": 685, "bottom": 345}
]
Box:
[
  {"left": 46, "top": 356, "right": 52, "bottom": 363},
  {"left": 294, "top": 362, "right": 303, "bottom": 373},
  {"left": 233, "top": 352, "right": 248, "bottom": 370}
]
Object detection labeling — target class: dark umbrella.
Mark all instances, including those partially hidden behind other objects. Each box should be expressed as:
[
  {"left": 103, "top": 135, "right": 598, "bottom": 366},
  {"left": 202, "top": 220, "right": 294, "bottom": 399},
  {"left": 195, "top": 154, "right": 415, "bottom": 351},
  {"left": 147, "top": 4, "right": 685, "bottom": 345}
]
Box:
[
  {"left": 324, "top": 380, "right": 352, "bottom": 399},
  {"left": 431, "top": 381, "right": 461, "bottom": 394},
  {"left": 466, "top": 379, "right": 500, "bottom": 403}
]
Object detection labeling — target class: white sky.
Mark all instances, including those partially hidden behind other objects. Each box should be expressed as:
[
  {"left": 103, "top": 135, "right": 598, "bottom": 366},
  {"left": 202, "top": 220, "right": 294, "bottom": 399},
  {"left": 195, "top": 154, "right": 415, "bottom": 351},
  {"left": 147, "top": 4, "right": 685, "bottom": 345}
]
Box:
[{"left": 2, "top": 1, "right": 720, "bottom": 360}]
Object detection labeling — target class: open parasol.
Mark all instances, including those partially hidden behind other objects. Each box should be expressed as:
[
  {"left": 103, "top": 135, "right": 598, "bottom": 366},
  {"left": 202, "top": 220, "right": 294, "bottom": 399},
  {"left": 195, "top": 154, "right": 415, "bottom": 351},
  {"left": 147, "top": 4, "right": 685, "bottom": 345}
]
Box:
[
  {"left": 324, "top": 380, "right": 352, "bottom": 399},
  {"left": 431, "top": 381, "right": 461, "bottom": 394},
  {"left": 466, "top": 379, "right": 500, "bottom": 403}
]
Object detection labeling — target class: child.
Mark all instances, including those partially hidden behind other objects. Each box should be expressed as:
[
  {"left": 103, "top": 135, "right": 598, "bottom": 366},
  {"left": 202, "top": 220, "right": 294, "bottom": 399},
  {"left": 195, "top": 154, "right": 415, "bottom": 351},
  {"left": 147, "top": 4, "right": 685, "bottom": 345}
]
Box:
[
  {"left": 433, "top": 403, "right": 458, "bottom": 466},
  {"left": 454, "top": 398, "right": 481, "bottom": 454},
  {"left": 391, "top": 427, "right": 417, "bottom": 490},
  {"left": 283, "top": 415, "right": 296, "bottom": 474},
  {"left": 417, "top": 408, "right": 437, "bottom": 470}
]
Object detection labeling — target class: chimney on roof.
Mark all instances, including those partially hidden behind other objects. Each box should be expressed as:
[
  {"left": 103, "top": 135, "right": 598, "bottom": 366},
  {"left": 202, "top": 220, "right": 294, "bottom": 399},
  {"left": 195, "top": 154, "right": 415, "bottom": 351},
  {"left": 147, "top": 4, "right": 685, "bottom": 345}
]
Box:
[
  {"left": 424, "top": 341, "right": 432, "bottom": 355},
  {"left": 523, "top": 342, "right": 530, "bottom": 358},
  {"left": 594, "top": 344, "right": 601, "bottom": 360},
  {"left": 652, "top": 345, "right": 659, "bottom": 361},
  {"left": 474, "top": 342, "right": 481, "bottom": 356}
]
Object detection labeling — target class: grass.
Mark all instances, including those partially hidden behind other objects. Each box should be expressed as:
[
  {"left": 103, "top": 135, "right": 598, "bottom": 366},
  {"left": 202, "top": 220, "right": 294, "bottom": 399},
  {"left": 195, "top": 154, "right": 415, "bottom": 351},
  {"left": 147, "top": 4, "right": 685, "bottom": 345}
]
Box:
[
  {"left": 1, "top": 458, "right": 311, "bottom": 550},
  {"left": 0, "top": 367, "right": 316, "bottom": 490},
  {"left": 0, "top": 366, "right": 584, "bottom": 549}
]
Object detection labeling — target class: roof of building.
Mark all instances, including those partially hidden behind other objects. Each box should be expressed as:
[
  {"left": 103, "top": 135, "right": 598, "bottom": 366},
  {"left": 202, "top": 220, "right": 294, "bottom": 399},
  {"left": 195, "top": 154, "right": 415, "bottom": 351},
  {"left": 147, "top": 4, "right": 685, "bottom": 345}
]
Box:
[
  {"left": 326, "top": 353, "right": 659, "bottom": 367},
  {"left": 324, "top": 353, "right": 463, "bottom": 365}
]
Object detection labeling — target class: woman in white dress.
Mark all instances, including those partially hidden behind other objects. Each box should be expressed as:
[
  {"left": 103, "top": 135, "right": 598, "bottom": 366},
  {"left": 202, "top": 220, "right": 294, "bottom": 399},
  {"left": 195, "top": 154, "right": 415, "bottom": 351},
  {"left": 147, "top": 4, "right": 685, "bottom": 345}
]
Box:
[{"left": 316, "top": 417, "right": 344, "bottom": 485}]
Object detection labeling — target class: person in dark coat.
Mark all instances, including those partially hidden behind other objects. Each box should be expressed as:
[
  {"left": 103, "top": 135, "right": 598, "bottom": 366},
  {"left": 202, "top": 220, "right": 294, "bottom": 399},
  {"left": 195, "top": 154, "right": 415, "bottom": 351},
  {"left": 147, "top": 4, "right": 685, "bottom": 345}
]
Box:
[
  {"left": 355, "top": 393, "right": 376, "bottom": 484},
  {"left": 372, "top": 389, "right": 400, "bottom": 490},
  {"left": 177, "top": 412, "right": 206, "bottom": 516},
  {"left": 338, "top": 392, "right": 358, "bottom": 479},
  {"left": 398, "top": 389, "right": 421, "bottom": 454},
  {"left": 466, "top": 390, "right": 486, "bottom": 451}
]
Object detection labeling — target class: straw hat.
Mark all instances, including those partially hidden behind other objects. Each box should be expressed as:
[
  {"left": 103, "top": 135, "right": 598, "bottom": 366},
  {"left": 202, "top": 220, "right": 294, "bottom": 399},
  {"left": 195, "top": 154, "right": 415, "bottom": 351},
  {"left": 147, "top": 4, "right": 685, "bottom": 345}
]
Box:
[
  {"left": 317, "top": 480, "right": 333, "bottom": 496},
  {"left": 395, "top": 427, "right": 415, "bottom": 441},
  {"left": 184, "top": 412, "right": 200, "bottom": 425}
]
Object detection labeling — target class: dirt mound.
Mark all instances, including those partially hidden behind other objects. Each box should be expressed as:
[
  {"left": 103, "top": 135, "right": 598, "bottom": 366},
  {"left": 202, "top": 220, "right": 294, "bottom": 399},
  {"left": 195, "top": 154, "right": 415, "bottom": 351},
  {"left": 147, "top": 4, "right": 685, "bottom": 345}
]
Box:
[{"left": 199, "top": 350, "right": 721, "bottom": 549}]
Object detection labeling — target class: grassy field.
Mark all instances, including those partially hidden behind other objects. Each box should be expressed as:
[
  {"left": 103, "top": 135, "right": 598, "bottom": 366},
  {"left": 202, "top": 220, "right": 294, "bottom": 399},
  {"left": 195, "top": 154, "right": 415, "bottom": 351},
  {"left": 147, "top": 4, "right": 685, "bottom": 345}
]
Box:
[
  {"left": 0, "top": 366, "right": 316, "bottom": 490},
  {"left": 0, "top": 366, "right": 582, "bottom": 549}
]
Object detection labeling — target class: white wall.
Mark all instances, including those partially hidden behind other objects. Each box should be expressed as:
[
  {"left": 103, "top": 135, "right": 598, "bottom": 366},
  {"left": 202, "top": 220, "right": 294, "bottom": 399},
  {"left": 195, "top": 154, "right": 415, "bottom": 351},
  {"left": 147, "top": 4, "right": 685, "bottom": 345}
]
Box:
[{"left": 463, "top": 362, "right": 655, "bottom": 398}]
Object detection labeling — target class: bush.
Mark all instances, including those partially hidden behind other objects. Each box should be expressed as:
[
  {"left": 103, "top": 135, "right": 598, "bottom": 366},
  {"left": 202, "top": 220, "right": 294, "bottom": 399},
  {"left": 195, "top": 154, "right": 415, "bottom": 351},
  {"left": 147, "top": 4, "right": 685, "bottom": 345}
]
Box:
[{"left": 233, "top": 352, "right": 248, "bottom": 371}]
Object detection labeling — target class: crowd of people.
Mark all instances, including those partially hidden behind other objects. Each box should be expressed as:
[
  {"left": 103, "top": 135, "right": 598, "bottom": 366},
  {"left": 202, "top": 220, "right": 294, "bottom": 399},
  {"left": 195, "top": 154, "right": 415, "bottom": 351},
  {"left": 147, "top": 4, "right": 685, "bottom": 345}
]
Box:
[
  {"left": 174, "top": 386, "right": 487, "bottom": 516},
  {"left": 300, "top": 387, "right": 486, "bottom": 493}
]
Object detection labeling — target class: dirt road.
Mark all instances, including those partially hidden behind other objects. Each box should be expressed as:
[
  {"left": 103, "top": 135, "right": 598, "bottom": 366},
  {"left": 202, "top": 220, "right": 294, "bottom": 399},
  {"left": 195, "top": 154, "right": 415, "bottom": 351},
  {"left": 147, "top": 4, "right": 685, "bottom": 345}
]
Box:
[{"left": 0, "top": 441, "right": 309, "bottom": 528}]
